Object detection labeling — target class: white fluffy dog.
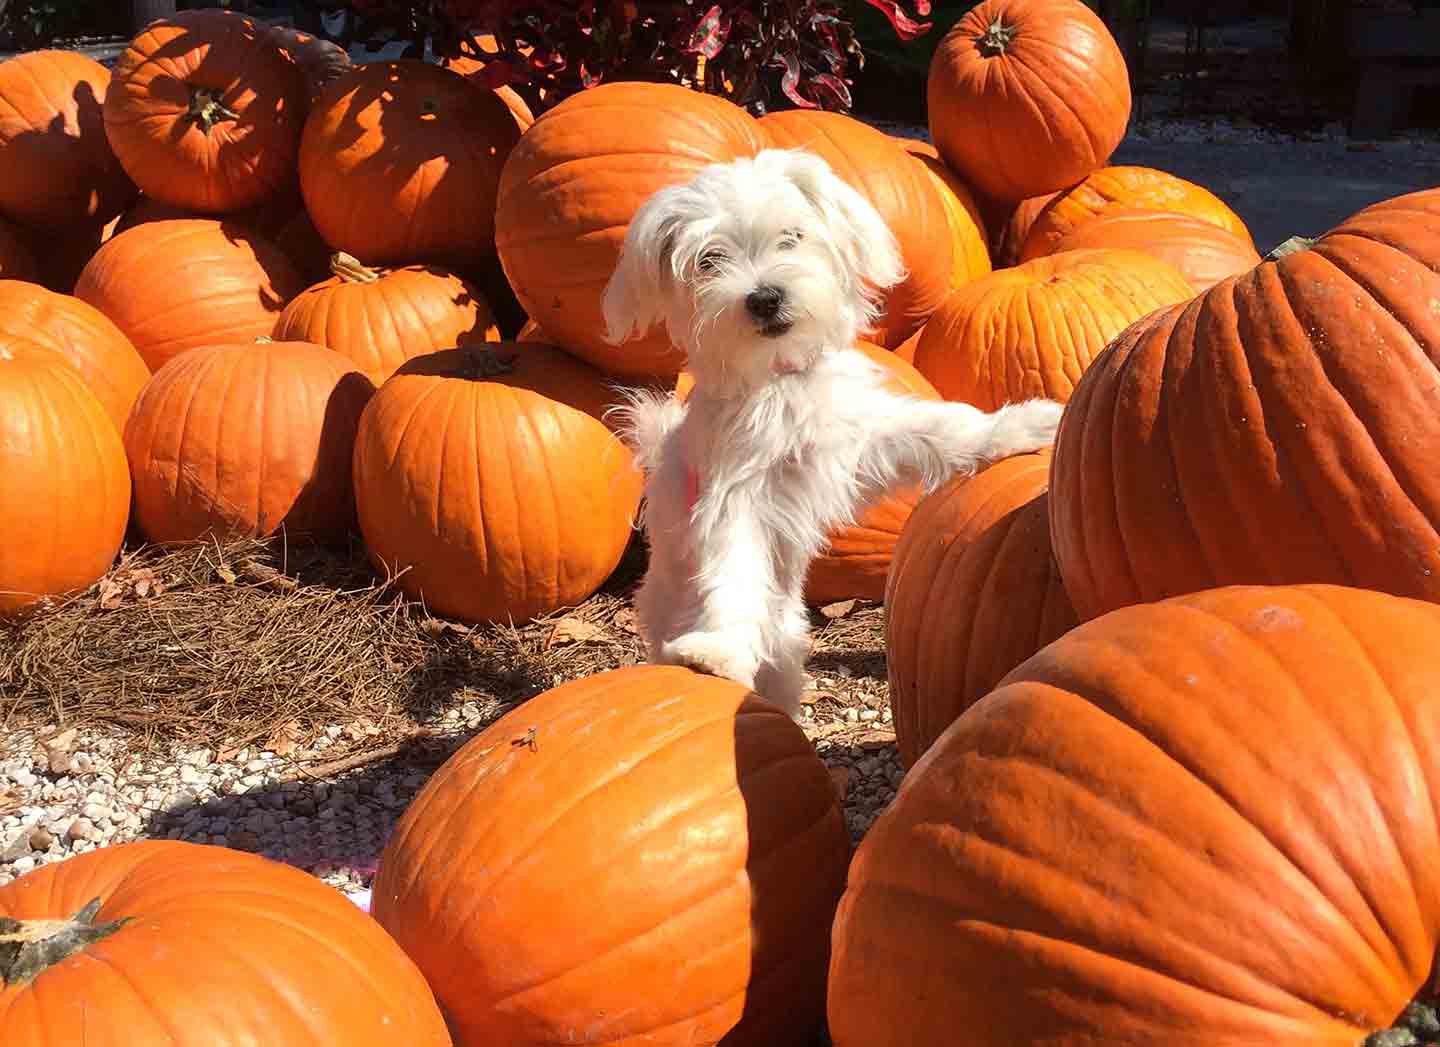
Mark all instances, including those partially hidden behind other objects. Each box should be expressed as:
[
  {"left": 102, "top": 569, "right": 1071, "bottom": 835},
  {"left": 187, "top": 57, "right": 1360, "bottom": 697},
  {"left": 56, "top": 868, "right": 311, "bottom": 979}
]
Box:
[{"left": 602, "top": 148, "right": 1063, "bottom": 717}]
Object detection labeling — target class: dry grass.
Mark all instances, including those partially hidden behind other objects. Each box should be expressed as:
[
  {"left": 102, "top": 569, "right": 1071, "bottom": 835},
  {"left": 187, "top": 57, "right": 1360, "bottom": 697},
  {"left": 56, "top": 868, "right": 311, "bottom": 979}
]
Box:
[{"left": 0, "top": 536, "right": 649, "bottom": 755}]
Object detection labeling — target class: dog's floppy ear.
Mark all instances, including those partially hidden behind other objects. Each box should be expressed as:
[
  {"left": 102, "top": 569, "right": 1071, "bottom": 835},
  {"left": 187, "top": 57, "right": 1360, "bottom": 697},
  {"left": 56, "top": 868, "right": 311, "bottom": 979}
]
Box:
[
  {"left": 772, "top": 148, "right": 906, "bottom": 295},
  {"left": 601, "top": 185, "right": 686, "bottom": 345}
]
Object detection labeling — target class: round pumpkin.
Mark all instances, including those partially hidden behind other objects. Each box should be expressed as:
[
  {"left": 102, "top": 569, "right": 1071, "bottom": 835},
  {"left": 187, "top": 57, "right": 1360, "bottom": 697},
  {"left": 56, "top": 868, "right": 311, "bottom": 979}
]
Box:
[
  {"left": 352, "top": 343, "right": 643, "bottom": 624},
  {"left": 443, "top": 46, "right": 535, "bottom": 131},
  {"left": 495, "top": 81, "right": 767, "bottom": 380},
  {"left": 1050, "top": 188, "right": 1440, "bottom": 621},
  {"left": 273, "top": 253, "right": 500, "bottom": 387},
  {"left": 74, "top": 218, "right": 302, "bottom": 371},
  {"left": 0, "top": 50, "right": 135, "bottom": 229},
  {"left": 830, "top": 583, "right": 1440, "bottom": 1045},
  {"left": 894, "top": 137, "right": 992, "bottom": 289},
  {"left": 989, "top": 190, "right": 1060, "bottom": 268},
  {"left": 0, "top": 840, "right": 452, "bottom": 1044},
  {"left": 300, "top": 61, "right": 521, "bottom": 268},
  {"left": 1049, "top": 206, "right": 1263, "bottom": 292},
  {"left": 372, "top": 664, "right": 849, "bottom": 1046},
  {"left": 759, "top": 110, "right": 952, "bottom": 349},
  {"left": 103, "top": 10, "right": 307, "bottom": 214},
  {"left": 928, "top": 0, "right": 1131, "bottom": 204},
  {"left": 0, "top": 343, "right": 129, "bottom": 616},
  {"left": 885, "top": 451, "right": 1075, "bottom": 767},
  {"left": 912, "top": 247, "right": 1194, "bottom": 410},
  {"left": 124, "top": 340, "right": 374, "bottom": 543},
  {"left": 266, "top": 25, "right": 351, "bottom": 107},
  {"left": 0, "top": 280, "right": 148, "bottom": 432},
  {"left": 1020, "top": 165, "right": 1253, "bottom": 262}
]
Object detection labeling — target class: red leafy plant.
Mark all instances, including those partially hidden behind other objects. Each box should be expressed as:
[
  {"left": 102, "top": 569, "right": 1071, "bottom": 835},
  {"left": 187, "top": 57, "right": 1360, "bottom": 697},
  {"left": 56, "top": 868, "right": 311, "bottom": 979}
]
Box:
[{"left": 341, "top": 0, "right": 932, "bottom": 114}]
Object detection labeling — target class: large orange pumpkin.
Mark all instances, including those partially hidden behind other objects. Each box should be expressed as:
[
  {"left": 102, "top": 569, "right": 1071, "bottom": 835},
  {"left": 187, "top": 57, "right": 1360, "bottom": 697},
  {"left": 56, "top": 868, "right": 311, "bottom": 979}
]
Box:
[
  {"left": 1050, "top": 188, "right": 1440, "bottom": 621},
  {"left": 495, "top": 81, "right": 767, "bottom": 380},
  {"left": 74, "top": 218, "right": 302, "bottom": 371},
  {"left": 0, "top": 344, "right": 129, "bottom": 615},
  {"left": 1049, "top": 206, "right": 1263, "bottom": 292},
  {"left": 759, "top": 110, "right": 952, "bottom": 349},
  {"left": 352, "top": 343, "right": 643, "bottom": 624},
  {"left": 0, "top": 280, "right": 148, "bottom": 433},
  {"left": 0, "top": 50, "right": 135, "bottom": 229},
  {"left": 300, "top": 61, "right": 521, "bottom": 267},
  {"left": 124, "top": 340, "right": 373, "bottom": 543},
  {"left": 885, "top": 451, "right": 1075, "bottom": 767},
  {"left": 912, "top": 247, "right": 1193, "bottom": 410},
  {"left": 1020, "top": 165, "right": 1253, "bottom": 262},
  {"left": 372, "top": 665, "right": 848, "bottom": 1047},
  {"left": 103, "top": 10, "right": 307, "bottom": 214},
  {"left": 272, "top": 253, "right": 500, "bottom": 386},
  {"left": 830, "top": 583, "right": 1440, "bottom": 1046},
  {"left": 928, "top": 0, "right": 1131, "bottom": 203},
  {"left": 0, "top": 840, "right": 452, "bottom": 1045},
  {"left": 894, "top": 138, "right": 992, "bottom": 289},
  {"left": 989, "top": 190, "right": 1060, "bottom": 268}
]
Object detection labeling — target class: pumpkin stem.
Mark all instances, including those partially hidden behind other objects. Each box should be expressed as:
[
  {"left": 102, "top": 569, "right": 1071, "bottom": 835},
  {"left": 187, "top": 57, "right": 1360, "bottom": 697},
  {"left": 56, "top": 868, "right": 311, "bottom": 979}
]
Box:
[
  {"left": 0, "top": 897, "right": 131, "bottom": 988},
  {"left": 978, "top": 18, "right": 1018, "bottom": 57},
  {"left": 330, "top": 252, "right": 382, "bottom": 284},
  {"left": 187, "top": 86, "right": 240, "bottom": 133},
  {"left": 1266, "top": 235, "right": 1319, "bottom": 261}
]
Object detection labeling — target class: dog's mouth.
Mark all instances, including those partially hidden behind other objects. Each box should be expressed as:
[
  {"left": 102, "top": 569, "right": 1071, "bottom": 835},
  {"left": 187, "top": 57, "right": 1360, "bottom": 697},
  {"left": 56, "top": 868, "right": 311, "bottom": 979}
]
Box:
[{"left": 759, "top": 318, "right": 793, "bottom": 338}]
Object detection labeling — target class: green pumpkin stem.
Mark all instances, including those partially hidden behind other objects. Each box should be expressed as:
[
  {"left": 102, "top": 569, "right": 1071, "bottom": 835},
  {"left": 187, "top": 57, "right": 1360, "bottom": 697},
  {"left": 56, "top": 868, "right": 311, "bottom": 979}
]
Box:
[
  {"left": 0, "top": 897, "right": 131, "bottom": 988},
  {"left": 330, "top": 252, "right": 382, "bottom": 284},
  {"left": 978, "top": 19, "right": 1018, "bottom": 57},
  {"left": 187, "top": 86, "right": 240, "bottom": 133},
  {"left": 1266, "top": 235, "right": 1319, "bottom": 261}
]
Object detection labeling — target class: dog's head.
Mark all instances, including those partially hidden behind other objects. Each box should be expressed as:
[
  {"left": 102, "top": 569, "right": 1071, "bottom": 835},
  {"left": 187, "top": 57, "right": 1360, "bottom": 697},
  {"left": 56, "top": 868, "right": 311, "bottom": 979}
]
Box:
[{"left": 600, "top": 148, "right": 905, "bottom": 389}]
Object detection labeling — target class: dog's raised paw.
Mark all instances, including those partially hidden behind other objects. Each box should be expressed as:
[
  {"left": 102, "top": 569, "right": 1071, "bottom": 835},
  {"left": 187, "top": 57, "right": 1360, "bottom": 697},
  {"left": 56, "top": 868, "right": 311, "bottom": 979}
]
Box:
[
  {"left": 659, "top": 631, "right": 761, "bottom": 690},
  {"left": 987, "top": 399, "right": 1065, "bottom": 458}
]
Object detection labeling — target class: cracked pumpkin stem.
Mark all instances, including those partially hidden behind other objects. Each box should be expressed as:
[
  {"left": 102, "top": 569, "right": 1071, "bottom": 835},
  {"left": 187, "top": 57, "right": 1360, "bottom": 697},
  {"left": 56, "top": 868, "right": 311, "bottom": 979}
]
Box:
[
  {"left": 0, "top": 897, "right": 132, "bottom": 988},
  {"left": 187, "top": 86, "right": 240, "bottom": 133}
]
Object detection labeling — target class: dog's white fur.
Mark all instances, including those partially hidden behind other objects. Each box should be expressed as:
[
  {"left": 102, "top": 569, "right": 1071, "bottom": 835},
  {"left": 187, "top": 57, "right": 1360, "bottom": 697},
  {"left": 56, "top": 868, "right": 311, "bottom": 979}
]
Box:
[{"left": 602, "top": 148, "right": 1063, "bottom": 717}]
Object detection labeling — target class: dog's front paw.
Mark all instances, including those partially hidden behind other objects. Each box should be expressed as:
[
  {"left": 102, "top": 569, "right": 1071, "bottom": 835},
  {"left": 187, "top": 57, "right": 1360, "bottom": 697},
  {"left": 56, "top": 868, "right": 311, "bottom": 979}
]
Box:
[
  {"left": 986, "top": 399, "right": 1065, "bottom": 459},
  {"left": 659, "top": 630, "right": 761, "bottom": 690}
]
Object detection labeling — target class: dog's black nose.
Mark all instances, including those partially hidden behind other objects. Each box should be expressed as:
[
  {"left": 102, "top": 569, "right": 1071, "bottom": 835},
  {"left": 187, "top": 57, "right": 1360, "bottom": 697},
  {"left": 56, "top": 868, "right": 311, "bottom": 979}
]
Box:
[{"left": 745, "top": 285, "right": 785, "bottom": 321}]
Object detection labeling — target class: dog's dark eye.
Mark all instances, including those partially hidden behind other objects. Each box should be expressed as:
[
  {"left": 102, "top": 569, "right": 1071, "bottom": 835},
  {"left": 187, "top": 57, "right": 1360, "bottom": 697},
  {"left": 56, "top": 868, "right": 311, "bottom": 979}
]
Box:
[
  {"left": 777, "top": 229, "right": 804, "bottom": 251},
  {"left": 697, "top": 249, "right": 727, "bottom": 272}
]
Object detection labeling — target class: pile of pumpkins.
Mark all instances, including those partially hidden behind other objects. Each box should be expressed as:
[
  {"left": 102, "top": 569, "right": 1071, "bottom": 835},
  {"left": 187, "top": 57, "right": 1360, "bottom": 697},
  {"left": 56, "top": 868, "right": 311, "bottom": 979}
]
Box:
[{"left": 6, "top": 0, "right": 1440, "bottom": 1044}]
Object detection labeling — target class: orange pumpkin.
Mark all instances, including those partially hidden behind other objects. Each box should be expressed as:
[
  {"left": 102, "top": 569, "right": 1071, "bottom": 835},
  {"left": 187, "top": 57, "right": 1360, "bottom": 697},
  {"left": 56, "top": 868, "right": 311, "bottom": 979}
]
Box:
[
  {"left": 0, "top": 840, "right": 452, "bottom": 1044},
  {"left": 300, "top": 61, "right": 521, "bottom": 268},
  {"left": 0, "top": 280, "right": 148, "bottom": 432},
  {"left": 912, "top": 247, "right": 1193, "bottom": 409},
  {"left": 372, "top": 665, "right": 848, "bottom": 1047},
  {"left": 1049, "top": 206, "right": 1263, "bottom": 292},
  {"left": 928, "top": 0, "right": 1131, "bottom": 203},
  {"left": 895, "top": 137, "right": 992, "bottom": 288},
  {"left": 352, "top": 344, "right": 643, "bottom": 624},
  {"left": 495, "top": 81, "right": 767, "bottom": 380},
  {"left": 1050, "top": 188, "right": 1440, "bottom": 621},
  {"left": 989, "top": 190, "right": 1060, "bottom": 268},
  {"left": 113, "top": 189, "right": 301, "bottom": 241},
  {"left": 0, "top": 343, "right": 129, "bottom": 616},
  {"left": 759, "top": 110, "right": 952, "bottom": 349},
  {"left": 1020, "top": 164, "right": 1253, "bottom": 262},
  {"left": 74, "top": 218, "right": 302, "bottom": 371},
  {"left": 831, "top": 583, "right": 1440, "bottom": 1045},
  {"left": 124, "top": 340, "right": 373, "bottom": 543},
  {"left": 0, "top": 50, "right": 135, "bottom": 229},
  {"left": 103, "top": 10, "right": 307, "bottom": 214},
  {"left": 442, "top": 45, "right": 535, "bottom": 131},
  {"left": 272, "top": 253, "right": 500, "bottom": 387},
  {"left": 885, "top": 451, "right": 1075, "bottom": 767},
  {"left": 266, "top": 24, "right": 351, "bottom": 107}
]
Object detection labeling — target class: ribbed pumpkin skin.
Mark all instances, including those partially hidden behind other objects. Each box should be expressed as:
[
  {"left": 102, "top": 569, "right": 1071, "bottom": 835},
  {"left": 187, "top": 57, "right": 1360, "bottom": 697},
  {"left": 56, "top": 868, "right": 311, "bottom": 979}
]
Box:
[
  {"left": 1050, "top": 189, "right": 1440, "bottom": 621},
  {"left": 272, "top": 258, "right": 500, "bottom": 386},
  {"left": 124, "top": 341, "right": 374, "bottom": 543},
  {"left": 103, "top": 11, "right": 306, "bottom": 214},
  {"left": 495, "top": 82, "right": 768, "bottom": 380},
  {"left": 1020, "top": 165, "right": 1253, "bottom": 262},
  {"left": 300, "top": 61, "right": 521, "bottom": 267},
  {"left": 0, "top": 50, "right": 135, "bottom": 229},
  {"left": 830, "top": 584, "right": 1440, "bottom": 1046},
  {"left": 894, "top": 138, "right": 992, "bottom": 289},
  {"left": 1051, "top": 206, "right": 1263, "bottom": 292},
  {"left": 0, "top": 346, "right": 129, "bottom": 615},
  {"left": 928, "top": 0, "right": 1131, "bottom": 204},
  {"left": 760, "top": 111, "right": 952, "bottom": 350},
  {"left": 912, "top": 247, "right": 1193, "bottom": 410},
  {"left": 352, "top": 344, "right": 643, "bottom": 624},
  {"left": 373, "top": 665, "right": 849, "bottom": 1047},
  {"left": 74, "top": 218, "right": 302, "bottom": 371},
  {"left": 0, "top": 280, "right": 149, "bottom": 433},
  {"left": 990, "top": 191, "right": 1059, "bottom": 268},
  {"left": 0, "top": 841, "right": 453, "bottom": 1045},
  {"left": 885, "top": 451, "right": 1075, "bottom": 767}
]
